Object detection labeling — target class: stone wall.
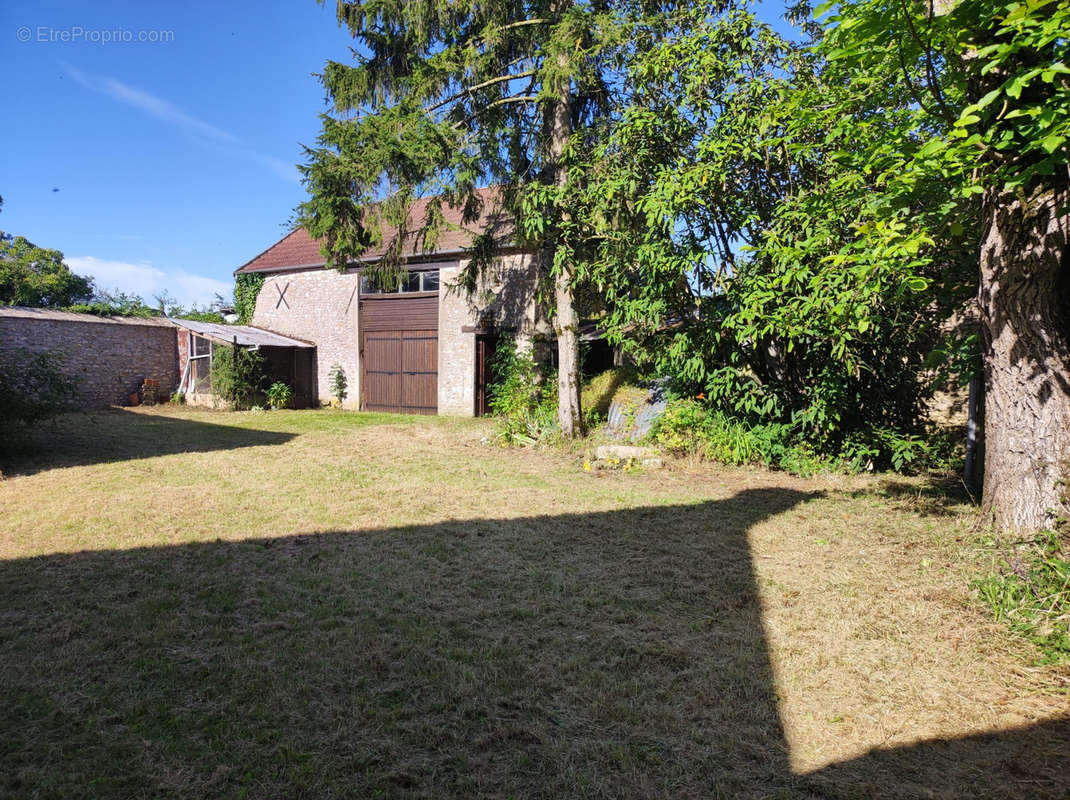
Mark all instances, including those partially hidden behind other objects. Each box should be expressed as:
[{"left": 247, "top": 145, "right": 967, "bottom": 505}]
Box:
[
  {"left": 250, "top": 269, "right": 360, "bottom": 407},
  {"left": 0, "top": 308, "right": 179, "bottom": 408},
  {"left": 438, "top": 253, "right": 541, "bottom": 416}
]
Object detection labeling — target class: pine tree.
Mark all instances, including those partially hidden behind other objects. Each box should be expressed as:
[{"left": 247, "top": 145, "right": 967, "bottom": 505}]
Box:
[{"left": 299, "top": 0, "right": 684, "bottom": 436}]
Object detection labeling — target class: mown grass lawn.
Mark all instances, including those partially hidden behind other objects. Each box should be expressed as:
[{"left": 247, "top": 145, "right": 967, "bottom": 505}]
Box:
[{"left": 1, "top": 407, "right": 1068, "bottom": 799}]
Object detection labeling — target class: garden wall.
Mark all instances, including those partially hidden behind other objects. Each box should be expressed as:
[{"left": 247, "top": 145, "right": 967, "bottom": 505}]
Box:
[{"left": 0, "top": 307, "right": 179, "bottom": 408}]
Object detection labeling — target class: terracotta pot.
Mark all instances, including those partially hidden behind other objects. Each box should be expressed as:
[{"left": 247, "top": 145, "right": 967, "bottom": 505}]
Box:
[{"left": 128, "top": 392, "right": 141, "bottom": 406}]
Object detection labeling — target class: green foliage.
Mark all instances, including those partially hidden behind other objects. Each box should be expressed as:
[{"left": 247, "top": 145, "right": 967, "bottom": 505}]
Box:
[
  {"left": 0, "top": 233, "right": 94, "bottom": 308},
  {"left": 234, "top": 273, "right": 265, "bottom": 325},
  {"left": 651, "top": 399, "right": 797, "bottom": 468},
  {"left": 66, "top": 290, "right": 156, "bottom": 318},
  {"left": 298, "top": 0, "right": 684, "bottom": 272},
  {"left": 169, "top": 391, "right": 185, "bottom": 405},
  {"left": 210, "top": 345, "right": 265, "bottom": 410},
  {"left": 821, "top": 0, "right": 1070, "bottom": 199},
  {"left": 975, "top": 530, "right": 1070, "bottom": 665},
  {"left": 580, "top": 367, "right": 640, "bottom": 422},
  {"left": 329, "top": 364, "right": 348, "bottom": 405},
  {"left": 266, "top": 381, "right": 294, "bottom": 410},
  {"left": 0, "top": 349, "right": 80, "bottom": 433},
  {"left": 154, "top": 289, "right": 228, "bottom": 323},
  {"left": 67, "top": 289, "right": 226, "bottom": 321},
  {"left": 548, "top": 4, "right": 965, "bottom": 459},
  {"left": 650, "top": 398, "right": 957, "bottom": 476},
  {"left": 488, "top": 338, "right": 559, "bottom": 446}
]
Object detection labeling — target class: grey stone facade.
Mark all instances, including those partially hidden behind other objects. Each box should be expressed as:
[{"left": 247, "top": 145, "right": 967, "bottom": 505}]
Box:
[
  {"left": 251, "top": 269, "right": 362, "bottom": 408},
  {"left": 0, "top": 308, "right": 179, "bottom": 408},
  {"left": 437, "top": 254, "right": 541, "bottom": 415},
  {"left": 249, "top": 253, "right": 540, "bottom": 416}
]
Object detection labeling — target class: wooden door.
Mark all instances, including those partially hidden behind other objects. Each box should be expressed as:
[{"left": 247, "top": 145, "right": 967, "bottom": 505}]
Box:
[
  {"left": 359, "top": 291, "right": 439, "bottom": 414},
  {"left": 362, "top": 329, "right": 438, "bottom": 414},
  {"left": 475, "top": 332, "right": 499, "bottom": 416}
]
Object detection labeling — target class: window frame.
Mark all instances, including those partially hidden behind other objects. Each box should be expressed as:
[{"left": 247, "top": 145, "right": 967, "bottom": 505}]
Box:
[{"left": 359, "top": 267, "right": 441, "bottom": 296}]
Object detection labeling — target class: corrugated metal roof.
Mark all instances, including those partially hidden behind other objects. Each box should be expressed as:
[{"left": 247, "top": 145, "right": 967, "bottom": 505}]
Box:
[{"left": 171, "top": 318, "right": 313, "bottom": 348}]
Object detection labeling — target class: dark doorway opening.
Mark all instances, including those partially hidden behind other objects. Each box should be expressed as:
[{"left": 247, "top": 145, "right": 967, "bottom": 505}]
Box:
[{"left": 475, "top": 331, "right": 499, "bottom": 417}]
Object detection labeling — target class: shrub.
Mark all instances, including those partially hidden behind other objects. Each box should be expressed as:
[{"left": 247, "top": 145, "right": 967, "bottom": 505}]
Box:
[
  {"left": 0, "top": 349, "right": 80, "bottom": 432},
  {"left": 650, "top": 399, "right": 826, "bottom": 474},
  {"left": 650, "top": 397, "right": 960, "bottom": 476},
  {"left": 266, "top": 381, "right": 294, "bottom": 410},
  {"left": 210, "top": 345, "right": 265, "bottom": 410},
  {"left": 488, "top": 337, "right": 558, "bottom": 446},
  {"left": 329, "top": 364, "right": 348, "bottom": 405},
  {"left": 66, "top": 290, "right": 155, "bottom": 318},
  {"left": 649, "top": 399, "right": 711, "bottom": 456}
]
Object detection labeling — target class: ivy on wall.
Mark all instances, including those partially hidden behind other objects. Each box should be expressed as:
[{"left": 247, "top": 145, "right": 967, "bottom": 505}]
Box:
[{"left": 234, "top": 273, "right": 265, "bottom": 325}]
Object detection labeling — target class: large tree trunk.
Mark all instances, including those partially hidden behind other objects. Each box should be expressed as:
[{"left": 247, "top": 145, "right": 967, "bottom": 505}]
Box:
[
  {"left": 554, "top": 264, "right": 583, "bottom": 436},
  {"left": 978, "top": 185, "right": 1070, "bottom": 531},
  {"left": 546, "top": 0, "right": 583, "bottom": 438}
]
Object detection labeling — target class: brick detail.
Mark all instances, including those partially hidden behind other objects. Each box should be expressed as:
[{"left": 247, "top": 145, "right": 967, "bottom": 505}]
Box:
[
  {"left": 0, "top": 312, "right": 179, "bottom": 408},
  {"left": 250, "top": 269, "right": 361, "bottom": 407}
]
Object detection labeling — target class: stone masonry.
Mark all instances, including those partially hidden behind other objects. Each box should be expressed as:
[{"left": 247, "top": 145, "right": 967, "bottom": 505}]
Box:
[
  {"left": 248, "top": 253, "right": 540, "bottom": 416},
  {"left": 0, "top": 308, "right": 179, "bottom": 408},
  {"left": 250, "top": 269, "right": 361, "bottom": 408},
  {"left": 437, "top": 253, "right": 541, "bottom": 416}
]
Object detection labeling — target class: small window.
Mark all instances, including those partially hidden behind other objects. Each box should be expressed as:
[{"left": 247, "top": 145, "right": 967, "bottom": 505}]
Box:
[
  {"left": 360, "top": 268, "right": 440, "bottom": 294},
  {"left": 191, "top": 334, "right": 211, "bottom": 357},
  {"left": 191, "top": 356, "right": 211, "bottom": 392},
  {"left": 421, "top": 270, "right": 440, "bottom": 292}
]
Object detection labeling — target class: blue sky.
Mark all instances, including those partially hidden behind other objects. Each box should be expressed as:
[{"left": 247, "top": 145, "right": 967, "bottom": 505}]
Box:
[{"left": 3, "top": 1, "right": 795, "bottom": 308}]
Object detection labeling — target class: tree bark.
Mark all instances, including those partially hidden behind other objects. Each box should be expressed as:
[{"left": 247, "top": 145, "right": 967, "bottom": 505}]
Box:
[
  {"left": 978, "top": 185, "right": 1070, "bottom": 531},
  {"left": 554, "top": 260, "right": 583, "bottom": 437},
  {"left": 546, "top": 0, "right": 583, "bottom": 438}
]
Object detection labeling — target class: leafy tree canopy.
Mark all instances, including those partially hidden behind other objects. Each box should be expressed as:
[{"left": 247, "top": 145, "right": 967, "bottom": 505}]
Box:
[
  {"left": 0, "top": 232, "right": 94, "bottom": 308},
  {"left": 545, "top": 2, "right": 974, "bottom": 458}
]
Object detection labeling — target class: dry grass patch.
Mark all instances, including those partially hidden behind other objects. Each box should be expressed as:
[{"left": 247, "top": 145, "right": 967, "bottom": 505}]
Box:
[{"left": 1, "top": 407, "right": 1067, "bottom": 798}]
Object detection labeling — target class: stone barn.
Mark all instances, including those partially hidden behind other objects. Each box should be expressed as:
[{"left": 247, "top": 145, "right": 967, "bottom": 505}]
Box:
[{"left": 235, "top": 188, "right": 543, "bottom": 415}]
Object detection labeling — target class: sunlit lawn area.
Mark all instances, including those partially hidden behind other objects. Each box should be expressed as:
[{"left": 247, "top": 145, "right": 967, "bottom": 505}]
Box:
[{"left": 1, "top": 407, "right": 1068, "bottom": 798}]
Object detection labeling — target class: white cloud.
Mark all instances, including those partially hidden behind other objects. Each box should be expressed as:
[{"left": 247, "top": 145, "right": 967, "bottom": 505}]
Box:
[
  {"left": 66, "top": 256, "right": 231, "bottom": 309},
  {"left": 64, "top": 63, "right": 298, "bottom": 183},
  {"left": 100, "top": 77, "right": 240, "bottom": 144}
]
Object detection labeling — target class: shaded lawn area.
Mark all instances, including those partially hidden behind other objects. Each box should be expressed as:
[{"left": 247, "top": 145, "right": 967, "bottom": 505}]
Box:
[{"left": 1, "top": 407, "right": 1068, "bottom": 798}]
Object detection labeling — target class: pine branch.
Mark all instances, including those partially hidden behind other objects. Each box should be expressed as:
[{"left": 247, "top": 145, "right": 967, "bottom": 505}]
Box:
[
  {"left": 453, "top": 95, "right": 539, "bottom": 130},
  {"left": 425, "top": 69, "right": 539, "bottom": 114}
]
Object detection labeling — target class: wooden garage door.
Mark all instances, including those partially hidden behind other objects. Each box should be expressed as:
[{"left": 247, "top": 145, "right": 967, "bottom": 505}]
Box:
[
  {"left": 362, "top": 329, "right": 438, "bottom": 413},
  {"left": 360, "top": 293, "right": 439, "bottom": 414}
]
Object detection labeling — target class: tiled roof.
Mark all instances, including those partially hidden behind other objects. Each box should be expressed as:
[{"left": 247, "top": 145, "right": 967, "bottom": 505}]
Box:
[{"left": 235, "top": 187, "right": 513, "bottom": 275}]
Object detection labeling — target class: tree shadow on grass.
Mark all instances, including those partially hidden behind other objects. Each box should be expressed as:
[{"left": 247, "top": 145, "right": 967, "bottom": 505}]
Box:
[
  {"left": 845, "top": 475, "right": 977, "bottom": 518},
  {"left": 0, "top": 409, "right": 295, "bottom": 477},
  {"left": 1, "top": 488, "right": 1067, "bottom": 798}
]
